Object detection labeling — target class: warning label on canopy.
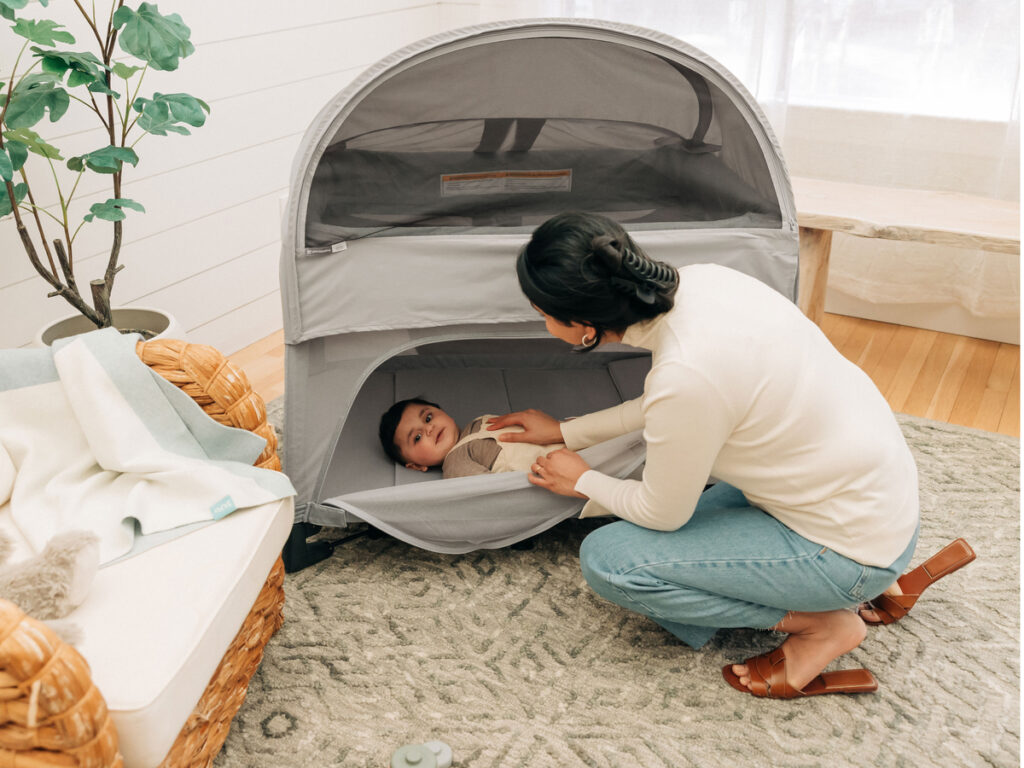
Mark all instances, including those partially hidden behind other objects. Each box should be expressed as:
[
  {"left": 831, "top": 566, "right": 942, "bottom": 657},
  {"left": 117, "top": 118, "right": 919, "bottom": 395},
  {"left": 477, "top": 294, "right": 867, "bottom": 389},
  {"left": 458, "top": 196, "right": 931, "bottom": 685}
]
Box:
[{"left": 440, "top": 169, "right": 572, "bottom": 197}]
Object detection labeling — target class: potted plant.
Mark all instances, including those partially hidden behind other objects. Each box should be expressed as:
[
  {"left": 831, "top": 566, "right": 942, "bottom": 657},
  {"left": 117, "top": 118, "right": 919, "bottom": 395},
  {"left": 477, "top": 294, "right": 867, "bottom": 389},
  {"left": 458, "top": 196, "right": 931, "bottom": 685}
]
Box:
[{"left": 0, "top": 0, "right": 208, "bottom": 341}]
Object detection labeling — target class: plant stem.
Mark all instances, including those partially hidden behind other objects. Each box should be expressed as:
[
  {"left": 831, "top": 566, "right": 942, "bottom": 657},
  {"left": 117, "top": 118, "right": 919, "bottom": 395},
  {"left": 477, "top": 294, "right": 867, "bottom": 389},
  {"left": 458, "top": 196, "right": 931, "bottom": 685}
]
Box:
[
  {"left": 66, "top": 169, "right": 85, "bottom": 212},
  {"left": 53, "top": 238, "right": 81, "bottom": 297},
  {"left": 0, "top": 41, "right": 30, "bottom": 127},
  {"left": 65, "top": 91, "right": 107, "bottom": 123},
  {"left": 98, "top": 0, "right": 126, "bottom": 324},
  {"left": 90, "top": 279, "right": 111, "bottom": 326},
  {"left": 85, "top": 90, "right": 109, "bottom": 128},
  {"left": 6, "top": 181, "right": 103, "bottom": 325},
  {"left": 21, "top": 200, "right": 65, "bottom": 227},
  {"left": 8, "top": 40, "right": 28, "bottom": 85},
  {"left": 106, "top": 2, "right": 126, "bottom": 61},
  {"left": 44, "top": 153, "right": 75, "bottom": 271},
  {"left": 122, "top": 64, "right": 148, "bottom": 142},
  {"left": 60, "top": 214, "right": 76, "bottom": 284},
  {"left": 17, "top": 170, "right": 58, "bottom": 279},
  {"left": 72, "top": 0, "right": 107, "bottom": 51},
  {"left": 70, "top": 218, "right": 87, "bottom": 244}
]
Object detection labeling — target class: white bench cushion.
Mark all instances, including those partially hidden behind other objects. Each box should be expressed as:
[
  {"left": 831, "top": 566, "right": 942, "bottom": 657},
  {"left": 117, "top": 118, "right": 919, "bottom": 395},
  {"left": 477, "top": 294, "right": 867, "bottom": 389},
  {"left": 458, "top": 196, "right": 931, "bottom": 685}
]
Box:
[{"left": 0, "top": 498, "right": 293, "bottom": 768}]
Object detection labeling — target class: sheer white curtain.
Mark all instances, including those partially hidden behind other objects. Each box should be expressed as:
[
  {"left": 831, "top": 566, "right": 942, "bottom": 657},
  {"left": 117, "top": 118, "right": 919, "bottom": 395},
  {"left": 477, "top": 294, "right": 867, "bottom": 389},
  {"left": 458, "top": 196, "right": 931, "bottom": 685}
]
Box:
[
  {"left": 531, "top": 0, "right": 1019, "bottom": 196},
  {"left": 470, "top": 0, "right": 1020, "bottom": 340}
]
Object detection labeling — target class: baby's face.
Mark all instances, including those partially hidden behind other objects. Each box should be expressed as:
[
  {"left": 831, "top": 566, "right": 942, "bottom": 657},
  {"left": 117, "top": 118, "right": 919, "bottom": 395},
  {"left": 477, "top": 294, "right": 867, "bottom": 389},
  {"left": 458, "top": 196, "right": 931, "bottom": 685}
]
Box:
[{"left": 394, "top": 403, "right": 460, "bottom": 470}]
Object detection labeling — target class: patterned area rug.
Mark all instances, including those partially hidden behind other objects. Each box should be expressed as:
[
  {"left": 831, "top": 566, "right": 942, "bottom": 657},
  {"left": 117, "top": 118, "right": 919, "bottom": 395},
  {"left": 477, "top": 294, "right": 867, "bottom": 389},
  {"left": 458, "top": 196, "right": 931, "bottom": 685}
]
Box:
[{"left": 214, "top": 406, "right": 1019, "bottom": 768}]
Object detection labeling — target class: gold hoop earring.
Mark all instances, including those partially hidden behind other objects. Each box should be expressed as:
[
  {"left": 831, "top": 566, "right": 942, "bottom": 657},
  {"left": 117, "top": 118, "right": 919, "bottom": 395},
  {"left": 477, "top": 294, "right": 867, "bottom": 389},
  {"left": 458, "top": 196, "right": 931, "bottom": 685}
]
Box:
[{"left": 581, "top": 333, "right": 597, "bottom": 348}]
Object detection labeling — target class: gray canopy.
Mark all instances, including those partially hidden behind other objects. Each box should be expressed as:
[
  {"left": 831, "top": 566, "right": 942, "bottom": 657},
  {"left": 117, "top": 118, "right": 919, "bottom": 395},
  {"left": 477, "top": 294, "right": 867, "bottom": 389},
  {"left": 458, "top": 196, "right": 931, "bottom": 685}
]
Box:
[{"left": 278, "top": 18, "right": 799, "bottom": 570}]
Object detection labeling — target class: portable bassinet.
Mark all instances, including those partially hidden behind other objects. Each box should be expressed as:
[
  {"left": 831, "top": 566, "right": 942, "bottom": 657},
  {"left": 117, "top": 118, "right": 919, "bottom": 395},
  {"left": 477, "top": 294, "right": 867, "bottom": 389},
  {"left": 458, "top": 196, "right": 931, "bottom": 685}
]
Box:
[{"left": 280, "top": 18, "right": 799, "bottom": 571}]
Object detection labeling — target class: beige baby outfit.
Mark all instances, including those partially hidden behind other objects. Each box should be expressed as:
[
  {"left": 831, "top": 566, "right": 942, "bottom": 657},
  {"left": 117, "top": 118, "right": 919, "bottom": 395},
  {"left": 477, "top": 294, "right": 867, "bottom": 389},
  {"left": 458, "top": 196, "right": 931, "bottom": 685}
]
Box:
[{"left": 441, "top": 415, "right": 564, "bottom": 479}]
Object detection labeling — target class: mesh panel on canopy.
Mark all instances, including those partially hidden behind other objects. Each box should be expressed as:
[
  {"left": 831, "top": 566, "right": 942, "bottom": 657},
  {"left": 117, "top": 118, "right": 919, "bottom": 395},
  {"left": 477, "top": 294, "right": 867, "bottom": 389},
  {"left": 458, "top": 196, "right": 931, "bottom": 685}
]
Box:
[{"left": 305, "top": 35, "right": 780, "bottom": 247}]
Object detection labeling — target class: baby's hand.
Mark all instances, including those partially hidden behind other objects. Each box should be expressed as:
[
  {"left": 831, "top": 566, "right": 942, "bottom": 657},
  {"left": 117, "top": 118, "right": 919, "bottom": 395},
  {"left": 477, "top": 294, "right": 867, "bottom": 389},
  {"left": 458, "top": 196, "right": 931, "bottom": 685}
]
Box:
[{"left": 487, "top": 409, "right": 563, "bottom": 444}]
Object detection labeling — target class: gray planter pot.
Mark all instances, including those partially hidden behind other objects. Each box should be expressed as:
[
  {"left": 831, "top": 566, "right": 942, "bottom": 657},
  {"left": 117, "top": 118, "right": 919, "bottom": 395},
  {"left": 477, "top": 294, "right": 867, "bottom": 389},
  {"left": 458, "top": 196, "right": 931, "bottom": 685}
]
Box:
[{"left": 34, "top": 307, "right": 186, "bottom": 347}]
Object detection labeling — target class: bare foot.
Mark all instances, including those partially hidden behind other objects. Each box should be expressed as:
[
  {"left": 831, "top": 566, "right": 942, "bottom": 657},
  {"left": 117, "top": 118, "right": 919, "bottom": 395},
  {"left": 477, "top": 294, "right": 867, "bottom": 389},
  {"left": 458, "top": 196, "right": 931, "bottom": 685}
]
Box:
[
  {"left": 857, "top": 581, "right": 904, "bottom": 624},
  {"left": 731, "top": 609, "right": 867, "bottom": 692}
]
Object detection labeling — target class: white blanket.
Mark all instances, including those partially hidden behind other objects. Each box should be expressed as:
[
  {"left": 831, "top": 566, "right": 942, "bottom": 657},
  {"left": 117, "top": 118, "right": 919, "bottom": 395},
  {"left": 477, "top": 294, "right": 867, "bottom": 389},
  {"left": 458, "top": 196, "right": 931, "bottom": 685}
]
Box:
[{"left": 0, "top": 330, "right": 295, "bottom": 564}]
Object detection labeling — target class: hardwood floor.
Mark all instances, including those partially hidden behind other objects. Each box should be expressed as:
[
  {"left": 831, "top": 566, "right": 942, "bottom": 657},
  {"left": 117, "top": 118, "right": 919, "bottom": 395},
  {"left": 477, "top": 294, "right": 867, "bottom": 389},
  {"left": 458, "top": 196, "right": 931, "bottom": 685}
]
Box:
[
  {"left": 820, "top": 314, "right": 1018, "bottom": 436},
  {"left": 228, "top": 329, "right": 287, "bottom": 404},
  {"left": 230, "top": 314, "right": 1020, "bottom": 437}
]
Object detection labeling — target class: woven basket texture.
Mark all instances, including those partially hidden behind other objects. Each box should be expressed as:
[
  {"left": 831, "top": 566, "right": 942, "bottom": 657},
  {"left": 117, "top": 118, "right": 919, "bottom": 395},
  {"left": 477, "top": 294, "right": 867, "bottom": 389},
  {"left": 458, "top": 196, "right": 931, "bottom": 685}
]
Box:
[
  {"left": 0, "top": 338, "right": 285, "bottom": 768},
  {"left": 135, "top": 339, "right": 281, "bottom": 472}
]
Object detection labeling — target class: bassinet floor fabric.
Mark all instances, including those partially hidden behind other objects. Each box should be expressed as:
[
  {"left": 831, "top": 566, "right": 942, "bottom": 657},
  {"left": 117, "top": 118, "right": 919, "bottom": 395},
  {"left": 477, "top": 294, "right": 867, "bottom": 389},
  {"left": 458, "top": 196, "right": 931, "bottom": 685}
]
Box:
[
  {"left": 0, "top": 497, "right": 293, "bottom": 768},
  {"left": 215, "top": 406, "right": 1018, "bottom": 768}
]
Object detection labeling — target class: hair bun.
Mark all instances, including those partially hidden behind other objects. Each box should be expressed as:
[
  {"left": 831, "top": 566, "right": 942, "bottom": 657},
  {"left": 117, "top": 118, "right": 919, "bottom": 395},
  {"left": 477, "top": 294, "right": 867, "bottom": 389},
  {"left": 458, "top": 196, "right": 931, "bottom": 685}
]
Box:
[
  {"left": 589, "top": 232, "right": 677, "bottom": 305},
  {"left": 621, "top": 248, "right": 676, "bottom": 286},
  {"left": 589, "top": 235, "right": 624, "bottom": 274}
]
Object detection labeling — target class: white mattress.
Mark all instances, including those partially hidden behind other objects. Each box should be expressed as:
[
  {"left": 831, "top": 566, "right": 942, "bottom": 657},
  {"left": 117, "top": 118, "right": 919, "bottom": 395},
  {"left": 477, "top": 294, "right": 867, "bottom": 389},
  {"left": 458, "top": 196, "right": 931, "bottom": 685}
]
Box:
[{"left": 0, "top": 497, "right": 293, "bottom": 768}]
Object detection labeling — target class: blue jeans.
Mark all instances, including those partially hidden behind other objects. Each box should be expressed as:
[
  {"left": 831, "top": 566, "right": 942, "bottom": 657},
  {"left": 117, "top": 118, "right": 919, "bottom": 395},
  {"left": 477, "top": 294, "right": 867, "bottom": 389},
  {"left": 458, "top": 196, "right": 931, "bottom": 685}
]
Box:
[{"left": 579, "top": 483, "right": 919, "bottom": 649}]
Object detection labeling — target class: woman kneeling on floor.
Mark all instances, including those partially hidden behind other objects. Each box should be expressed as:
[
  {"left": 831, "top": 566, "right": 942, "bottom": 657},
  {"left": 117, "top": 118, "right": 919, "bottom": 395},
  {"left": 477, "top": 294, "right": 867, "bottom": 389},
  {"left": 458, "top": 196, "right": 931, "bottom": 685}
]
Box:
[{"left": 488, "top": 211, "right": 974, "bottom": 699}]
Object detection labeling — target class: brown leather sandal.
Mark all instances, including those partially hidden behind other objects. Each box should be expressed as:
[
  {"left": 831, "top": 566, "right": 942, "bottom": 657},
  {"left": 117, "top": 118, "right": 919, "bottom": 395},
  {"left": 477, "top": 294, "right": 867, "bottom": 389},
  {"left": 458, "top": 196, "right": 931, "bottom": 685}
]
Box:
[
  {"left": 722, "top": 646, "right": 877, "bottom": 698},
  {"left": 862, "top": 538, "right": 976, "bottom": 626}
]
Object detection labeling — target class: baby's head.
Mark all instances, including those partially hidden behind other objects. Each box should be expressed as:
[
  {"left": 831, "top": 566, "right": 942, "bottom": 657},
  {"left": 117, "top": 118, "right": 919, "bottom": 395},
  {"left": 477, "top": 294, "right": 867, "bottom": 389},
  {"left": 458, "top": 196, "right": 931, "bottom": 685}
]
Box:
[{"left": 379, "top": 398, "right": 460, "bottom": 471}]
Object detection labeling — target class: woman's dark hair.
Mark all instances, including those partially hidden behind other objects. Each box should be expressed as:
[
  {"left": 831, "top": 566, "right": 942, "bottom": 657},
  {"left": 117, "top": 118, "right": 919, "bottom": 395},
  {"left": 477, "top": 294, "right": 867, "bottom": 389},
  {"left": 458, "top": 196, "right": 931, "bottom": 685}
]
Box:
[
  {"left": 378, "top": 397, "right": 441, "bottom": 464},
  {"left": 517, "top": 212, "right": 679, "bottom": 349}
]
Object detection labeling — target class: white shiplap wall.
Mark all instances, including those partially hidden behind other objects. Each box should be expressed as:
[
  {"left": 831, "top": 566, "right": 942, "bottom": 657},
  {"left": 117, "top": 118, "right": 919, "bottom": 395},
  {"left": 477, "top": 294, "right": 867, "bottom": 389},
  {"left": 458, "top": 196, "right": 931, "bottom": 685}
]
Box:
[
  {"left": 1, "top": 1, "right": 447, "bottom": 351},
  {"left": 10, "top": 1, "right": 1012, "bottom": 349}
]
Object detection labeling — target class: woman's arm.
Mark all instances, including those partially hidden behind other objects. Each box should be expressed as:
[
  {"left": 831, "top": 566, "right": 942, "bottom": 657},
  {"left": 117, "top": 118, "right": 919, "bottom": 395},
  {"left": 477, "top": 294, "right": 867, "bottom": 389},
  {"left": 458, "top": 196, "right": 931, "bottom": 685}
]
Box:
[
  {"left": 559, "top": 398, "right": 644, "bottom": 450},
  {"left": 488, "top": 398, "right": 645, "bottom": 449},
  {"left": 575, "top": 366, "right": 733, "bottom": 530}
]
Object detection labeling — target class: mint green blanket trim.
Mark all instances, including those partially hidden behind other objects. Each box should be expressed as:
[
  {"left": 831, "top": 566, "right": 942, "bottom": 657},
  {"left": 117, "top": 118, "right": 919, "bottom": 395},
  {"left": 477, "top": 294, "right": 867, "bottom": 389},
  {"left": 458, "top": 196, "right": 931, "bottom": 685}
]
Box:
[
  {"left": 100, "top": 519, "right": 214, "bottom": 569},
  {"left": 0, "top": 349, "right": 58, "bottom": 390}
]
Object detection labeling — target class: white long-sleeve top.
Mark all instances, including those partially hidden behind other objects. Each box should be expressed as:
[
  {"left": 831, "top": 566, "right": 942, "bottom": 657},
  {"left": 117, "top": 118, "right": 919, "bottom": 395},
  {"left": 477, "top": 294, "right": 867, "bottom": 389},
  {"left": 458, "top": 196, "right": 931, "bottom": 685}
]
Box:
[{"left": 562, "top": 264, "right": 919, "bottom": 567}]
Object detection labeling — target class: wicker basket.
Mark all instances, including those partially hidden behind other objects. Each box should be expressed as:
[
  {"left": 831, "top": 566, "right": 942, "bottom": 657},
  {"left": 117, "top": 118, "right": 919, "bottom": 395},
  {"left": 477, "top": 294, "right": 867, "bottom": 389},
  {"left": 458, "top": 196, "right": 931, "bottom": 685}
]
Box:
[{"left": 0, "top": 338, "right": 286, "bottom": 768}]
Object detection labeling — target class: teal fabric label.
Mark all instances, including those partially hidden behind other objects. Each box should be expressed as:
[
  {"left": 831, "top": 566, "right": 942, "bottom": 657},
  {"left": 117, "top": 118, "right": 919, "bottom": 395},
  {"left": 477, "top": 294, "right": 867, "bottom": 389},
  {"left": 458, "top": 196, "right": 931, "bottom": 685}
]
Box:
[{"left": 210, "top": 495, "right": 237, "bottom": 520}]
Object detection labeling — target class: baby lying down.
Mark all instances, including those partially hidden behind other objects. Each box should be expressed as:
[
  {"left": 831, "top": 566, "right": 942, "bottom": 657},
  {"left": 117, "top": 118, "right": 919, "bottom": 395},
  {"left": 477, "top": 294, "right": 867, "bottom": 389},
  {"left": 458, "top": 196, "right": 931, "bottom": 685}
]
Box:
[{"left": 379, "top": 398, "right": 564, "bottom": 478}]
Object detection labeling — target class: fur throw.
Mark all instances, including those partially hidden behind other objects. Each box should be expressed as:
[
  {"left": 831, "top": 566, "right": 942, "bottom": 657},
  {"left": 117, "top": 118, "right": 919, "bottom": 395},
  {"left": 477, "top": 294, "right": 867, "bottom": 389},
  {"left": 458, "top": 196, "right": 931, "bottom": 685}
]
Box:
[{"left": 0, "top": 530, "right": 99, "bottom": 644}]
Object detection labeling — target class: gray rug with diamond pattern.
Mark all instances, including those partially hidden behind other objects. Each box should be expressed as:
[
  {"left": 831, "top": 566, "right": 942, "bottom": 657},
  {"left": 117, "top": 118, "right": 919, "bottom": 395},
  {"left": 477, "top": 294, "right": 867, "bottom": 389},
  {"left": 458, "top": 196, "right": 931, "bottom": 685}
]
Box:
[{"left": 214, "top": 406, "right": 1019, "bottom": 768}]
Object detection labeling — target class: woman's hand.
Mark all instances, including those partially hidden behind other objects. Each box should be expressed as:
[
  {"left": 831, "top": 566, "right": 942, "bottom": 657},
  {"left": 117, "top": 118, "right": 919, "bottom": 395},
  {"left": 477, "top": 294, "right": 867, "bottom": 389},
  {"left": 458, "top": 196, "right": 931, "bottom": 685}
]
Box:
[
  {"left": 528, "top": 449, "right": 590, "bottom": 498},
  {"left": 487, "top": 409, "right": 564, "bottom": 445}
]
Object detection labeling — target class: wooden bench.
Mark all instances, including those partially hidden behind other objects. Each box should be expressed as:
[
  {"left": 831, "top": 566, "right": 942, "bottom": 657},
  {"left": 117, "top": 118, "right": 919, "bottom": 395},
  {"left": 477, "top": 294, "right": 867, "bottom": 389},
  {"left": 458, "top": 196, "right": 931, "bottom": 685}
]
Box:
[{"left": 792, "top": 176, "right": 1021, "bottom": 325}]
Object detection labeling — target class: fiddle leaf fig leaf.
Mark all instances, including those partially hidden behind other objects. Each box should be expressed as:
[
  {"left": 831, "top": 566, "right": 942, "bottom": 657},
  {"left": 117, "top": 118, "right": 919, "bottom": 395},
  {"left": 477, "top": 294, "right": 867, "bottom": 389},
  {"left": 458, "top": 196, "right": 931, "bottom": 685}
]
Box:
[
  {"left": 15, "top": 72, "right": 59, "bottom": 87},
  {"left": 86, "top": 79, "right": 119, "bottom": 97},
  {"left": 67, "top": 145, "right": 139, "bottom": 174},
  {"left": 4, "top": 77, "right": 69, "bottom": 128},
  {"left": 0, "top": 182, "right": 28, "bottom": 217},
  {"left": 0, "top": 0, "right": 28, "bottom": 22},
  {"left": 83, "top": 197, "right": 145, "bottom": 222},
  {"left": 133, "top": 92, "right": 208, "bottom": 135},
  {"left": 0, "top": 140, "right": 28, "bottom": 181},
  {"left": 4, "top": 138, "right": 28, "bottom": 174},
  {"left": 113, "top": 3, "right": 194, "bottom": 71},
  {"left": 33, "top": 48, "right": 110, "bottom": 91},
  {"left": 12, "top": 19, "right": 75, "bottom": 45},
  {"left": 111, "top": 62, "right": 144, "bottom": 80},
  {"left": 3, "top": 127, "right": 62, "bottom": 159}
]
